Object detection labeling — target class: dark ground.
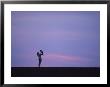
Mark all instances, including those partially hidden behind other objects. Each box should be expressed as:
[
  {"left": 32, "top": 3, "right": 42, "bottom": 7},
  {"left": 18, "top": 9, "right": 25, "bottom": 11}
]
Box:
[{"left": 11, "top": 67, "right": 100, "bottom": 77}]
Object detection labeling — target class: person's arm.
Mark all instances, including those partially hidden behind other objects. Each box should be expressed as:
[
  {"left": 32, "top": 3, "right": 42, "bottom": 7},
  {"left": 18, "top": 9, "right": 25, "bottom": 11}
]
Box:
[{"left": 40, "top": 50, "right": 43, "bottom": 55}]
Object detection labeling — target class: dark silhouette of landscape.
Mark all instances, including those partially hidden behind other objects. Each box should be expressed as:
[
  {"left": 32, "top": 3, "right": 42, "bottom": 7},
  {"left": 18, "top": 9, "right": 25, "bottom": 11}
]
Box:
[{"left": 11, "top": 67, "right": 100, "bottom": 77}]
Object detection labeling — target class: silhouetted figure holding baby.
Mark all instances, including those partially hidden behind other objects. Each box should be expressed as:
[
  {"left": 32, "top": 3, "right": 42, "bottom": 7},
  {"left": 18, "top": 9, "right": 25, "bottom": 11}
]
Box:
[{"left": 37, "top": 50, "right": 43, "bottom": 67}]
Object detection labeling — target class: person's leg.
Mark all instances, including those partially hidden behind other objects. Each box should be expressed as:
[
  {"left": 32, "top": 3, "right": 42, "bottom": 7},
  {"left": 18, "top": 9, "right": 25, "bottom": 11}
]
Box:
[
  {"left": 38, "top": 58, "right": 40, "bottom": 67},
  {"left": 38, "top": 60, "right": 40, "bottom": 67},
  {"left": 39, "top": 59, "right": 42, "bottom": 67}
]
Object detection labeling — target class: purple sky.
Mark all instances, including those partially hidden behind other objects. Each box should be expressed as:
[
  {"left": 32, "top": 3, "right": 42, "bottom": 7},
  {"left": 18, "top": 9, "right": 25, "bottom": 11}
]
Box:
[{"left": 11, "top": 11, "right": 100, "bottom": 67}]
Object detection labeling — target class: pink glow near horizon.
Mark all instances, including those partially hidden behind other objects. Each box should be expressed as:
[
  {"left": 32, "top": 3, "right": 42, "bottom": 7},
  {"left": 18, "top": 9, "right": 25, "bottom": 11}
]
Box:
[{"left": 45, "top": 53, "right": 81, "bottom": 61}]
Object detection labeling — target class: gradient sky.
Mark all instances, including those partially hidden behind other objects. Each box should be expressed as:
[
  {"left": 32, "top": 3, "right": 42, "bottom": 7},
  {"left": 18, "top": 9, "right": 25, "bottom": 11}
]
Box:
[{"left": 11, "top": 11, "right": 100, "bottom": 67}]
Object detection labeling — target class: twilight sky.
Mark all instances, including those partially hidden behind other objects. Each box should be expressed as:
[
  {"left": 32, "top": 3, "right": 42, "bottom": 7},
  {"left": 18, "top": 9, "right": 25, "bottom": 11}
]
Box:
[{"left": 11, "top": 11, "right": 100, "bottom": 67}]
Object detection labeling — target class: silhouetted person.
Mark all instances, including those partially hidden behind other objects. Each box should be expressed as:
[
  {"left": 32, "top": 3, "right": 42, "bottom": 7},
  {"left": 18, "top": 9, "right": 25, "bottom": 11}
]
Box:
[{"left": 37, "top": 50, "right": 43, "bottom": 67}]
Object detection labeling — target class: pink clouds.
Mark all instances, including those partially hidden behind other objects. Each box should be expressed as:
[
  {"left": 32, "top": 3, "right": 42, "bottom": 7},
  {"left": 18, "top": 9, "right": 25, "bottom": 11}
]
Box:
[
  {"left": 44, "top": 53, "right": 81, "bottom": 61},
  {"left": 41, "top": 53, "right": 86, "bottom": 67}
]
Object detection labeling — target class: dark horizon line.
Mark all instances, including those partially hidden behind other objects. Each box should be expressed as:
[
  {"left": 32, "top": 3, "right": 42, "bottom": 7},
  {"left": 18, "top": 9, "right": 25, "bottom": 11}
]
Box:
[{"left": 11, "top": 67, "right": 100, "bottom": 68}]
